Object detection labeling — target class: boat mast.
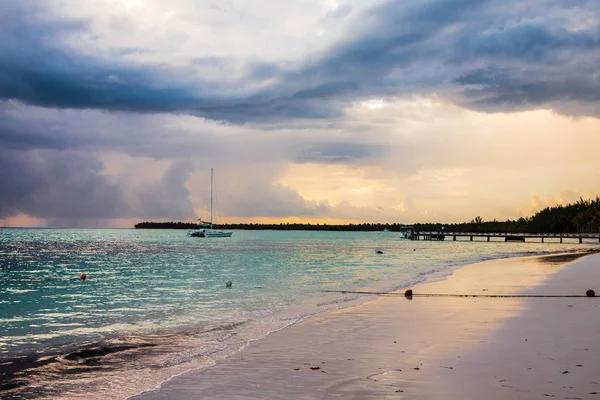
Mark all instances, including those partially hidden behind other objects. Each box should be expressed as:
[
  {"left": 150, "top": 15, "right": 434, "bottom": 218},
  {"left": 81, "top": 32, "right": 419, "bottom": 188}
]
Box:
[{"left": 210, "top": 168, "right": 213, "bottom": 230}]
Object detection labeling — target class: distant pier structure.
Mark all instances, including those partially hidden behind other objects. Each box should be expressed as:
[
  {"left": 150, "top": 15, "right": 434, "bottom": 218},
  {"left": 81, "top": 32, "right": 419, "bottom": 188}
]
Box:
[
  {"left": 399, "top": 225, "right": 414, "bottom": 239},
  {"left": 405, "top": 229, "right": 600, "bottom": 244}
]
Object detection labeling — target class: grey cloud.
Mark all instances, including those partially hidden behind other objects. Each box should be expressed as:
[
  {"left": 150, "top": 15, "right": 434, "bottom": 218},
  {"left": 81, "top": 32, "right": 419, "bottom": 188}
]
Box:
[
  {"left": 132, "top": 160, "right": 196, "bottom": 220},
  {"left": 455, "top": 65, "right": 600, "bottom": 113},
  {"left": 0, "top": 0, "right": 599, "bottom": 123},
  {"left": 452, "top": 24, "right": 599, "bottom": 63},
  {"left": 0, "top": 3, "right": 207, "bottom": 114},
  {"left": 0, "top": 101, "right": 345, "bottom": 223},
  {"left": 450, "top": 18, "right": 600, "bottom": 114},
  {"left": 295, "top": 143, "right": 386, "bottom": 164},
  {"left": 0, "top": 148, "right": 197, "bottom": 224},
  {"left": 0, "top": 100, "right": 386, "bottom": 171},
  {"left": 0, "top": 122, "right": 68, "bottom": 151},
  {"left": 0, "top": 149, "right": 128, "bottom": 221},
  {"left": 0, "top": 102, "right": 225, "bottom": 159},
  {"left": 185, "top": 0, "right": 490, "bottom": 121},
  {"left": 281, "top": 0, "right": 600, "bottom": 117}
]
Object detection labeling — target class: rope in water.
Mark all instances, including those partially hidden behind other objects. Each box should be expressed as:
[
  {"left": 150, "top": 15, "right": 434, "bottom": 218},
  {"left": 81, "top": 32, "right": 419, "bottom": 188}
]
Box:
[{"left": 321, "top": 290, "right": 596, "bottom": 298}]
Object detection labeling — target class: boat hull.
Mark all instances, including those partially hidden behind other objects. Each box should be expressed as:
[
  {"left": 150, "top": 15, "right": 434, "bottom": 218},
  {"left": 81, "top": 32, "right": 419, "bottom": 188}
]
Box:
[
  {"left": 187, "top": 230, "right": 233, "bottom": 238},
  {"left": 204, "top": 231, "right": 233, "bottom": 238}
]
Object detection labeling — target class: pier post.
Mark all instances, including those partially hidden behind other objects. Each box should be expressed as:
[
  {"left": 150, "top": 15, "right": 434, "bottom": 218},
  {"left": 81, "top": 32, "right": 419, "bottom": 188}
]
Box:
[
  {"left": 560, "top": 237, "right": 563, "bottom": 243},
  {"left": 487, "top": 236, "right": 490, "bottom": 242},
  {"left": 541, "top": 236, "right": 544, "bottom": 243},
  {"left": 453, "top": 235, "right": 456, "bottom": 241},
  {"left": 470, "top": 235, "right": 473, "bottom": 241},
  {"left": 579, "top": 237, "right": 582, "bottom": 244}
]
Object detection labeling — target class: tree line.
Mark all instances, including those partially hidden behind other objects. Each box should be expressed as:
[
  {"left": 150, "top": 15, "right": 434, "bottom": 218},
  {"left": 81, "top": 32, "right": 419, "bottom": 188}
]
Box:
[
  {"left": 133, "top": 221, "right": 407, "bottom": 231},
  {"left": 414, "top": 197, "right": 600, "bottom": 234},
  {"left": 134, "top": 197, "right": 600, "bottom": 234}
]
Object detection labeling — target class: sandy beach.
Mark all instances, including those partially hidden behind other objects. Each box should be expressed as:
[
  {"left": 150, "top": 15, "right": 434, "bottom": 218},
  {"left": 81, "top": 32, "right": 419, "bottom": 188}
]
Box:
[{"left": 130, "top": 252, "right": 600, "bottom": 400}]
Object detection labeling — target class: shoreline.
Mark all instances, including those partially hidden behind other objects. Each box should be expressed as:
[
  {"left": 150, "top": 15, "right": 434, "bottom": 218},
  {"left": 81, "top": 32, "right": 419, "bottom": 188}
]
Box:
[
  {"left": 130, "top": 250, "right": 600, "bottom": 400},
  {"left": 2, "top": 249, "right": 595, "bottom": 399}
]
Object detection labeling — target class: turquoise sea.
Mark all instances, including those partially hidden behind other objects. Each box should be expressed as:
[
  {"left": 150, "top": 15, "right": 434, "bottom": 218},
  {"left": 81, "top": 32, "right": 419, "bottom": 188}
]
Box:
[{"left": 0, "top": 228, "right": 595, "bottom": 398}]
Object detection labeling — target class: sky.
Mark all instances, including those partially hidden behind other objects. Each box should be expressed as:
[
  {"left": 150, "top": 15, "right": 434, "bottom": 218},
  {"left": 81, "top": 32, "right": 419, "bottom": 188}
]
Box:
[{"left": 0, "top": 0, "right": 599, "bottom": 228}]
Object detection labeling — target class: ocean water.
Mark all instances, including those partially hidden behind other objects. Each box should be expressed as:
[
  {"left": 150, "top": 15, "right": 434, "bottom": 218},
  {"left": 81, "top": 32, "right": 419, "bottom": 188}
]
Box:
[{"left": 0, "top": 228, "right": 595, "bottom": 398}]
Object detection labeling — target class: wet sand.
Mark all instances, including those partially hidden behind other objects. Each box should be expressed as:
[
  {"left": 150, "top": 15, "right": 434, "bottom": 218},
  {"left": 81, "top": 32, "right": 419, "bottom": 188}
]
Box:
[{"left": 131, "top": 252, "right": 600, "bottom": 400}]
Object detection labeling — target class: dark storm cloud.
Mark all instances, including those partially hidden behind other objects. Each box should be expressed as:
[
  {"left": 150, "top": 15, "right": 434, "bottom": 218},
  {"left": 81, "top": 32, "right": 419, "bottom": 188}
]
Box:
[
  {"left": 0, "top": 102, "right": 226, "bottom": 159},
  {"left": 0, "top": 2, "right": 203, "bottom": 114},
  {"left": 455, "top": 65, "right": 600, "bottom": 112},
  {"left": 1, "top": 0, "right": 599, "bottom": 121},
  {"left": 0, "top": 148, "right": 196, "bottom": 223},
  {"left": 451, "top": 18, "right": 600, "bottom": 114},
  {"left": 452, "top": 23, "right": 599, "bottom": 63},
  {"left": 0, "top": 149, "right": 128, "bottom": 220},
  {"left": 0, "top": 122, "right": 68, "bottom": 151},
  {"left": 278, "top": 0, "right": 600, "bottom": 116}
]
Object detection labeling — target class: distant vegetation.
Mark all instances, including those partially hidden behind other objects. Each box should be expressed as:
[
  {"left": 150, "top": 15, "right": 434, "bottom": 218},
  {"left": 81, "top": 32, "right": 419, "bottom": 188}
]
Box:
[
  {"left": 415, "top": 197, "right": 600, "bottom": 234},
  {"left": 135, "top": 197, "right": 600, "bottom": 233},
  {"left": 135, "top": 221, "right": 199, "bottom": 230},
  {"left": 134, "top": 221, "right": 407, "bottom": 231}
]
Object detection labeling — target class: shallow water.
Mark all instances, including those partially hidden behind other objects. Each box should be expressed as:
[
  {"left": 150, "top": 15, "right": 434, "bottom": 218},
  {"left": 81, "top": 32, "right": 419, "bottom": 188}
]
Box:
[{"left": 0, "top": 228, "right": 595, "bottom": 398}]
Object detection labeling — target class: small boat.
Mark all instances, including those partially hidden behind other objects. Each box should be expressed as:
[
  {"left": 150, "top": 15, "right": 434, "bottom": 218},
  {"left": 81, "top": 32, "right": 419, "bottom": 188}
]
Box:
[
  {"left": 189, "top": 228, "right": 233, "bottom": 238},
  {"left": 188, "top": 168, "right": 233, "bottom": 238}
]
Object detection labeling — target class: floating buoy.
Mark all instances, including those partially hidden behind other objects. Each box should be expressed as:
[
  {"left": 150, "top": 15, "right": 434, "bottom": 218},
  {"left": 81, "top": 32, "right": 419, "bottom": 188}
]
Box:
[
  {"left": 225, "top": 281, "right": 232, "bottom": 288},
  {"left": 376, "top": 250, "right": 384, "bottom": 254},
  {"left": 79, "top": 273, "right": 87, "bottom": 281},
  {"left": 586, "top": 289, "right": 595, "bottom": 297},
  {"left": 404, "top": 289, "right": 413, "bottom": 297}
]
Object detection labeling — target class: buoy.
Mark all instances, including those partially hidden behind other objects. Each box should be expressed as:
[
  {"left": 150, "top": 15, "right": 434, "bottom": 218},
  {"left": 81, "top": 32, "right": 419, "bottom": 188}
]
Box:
[
  {"left": 80, "top": 273, "right": 87, "bottom": 281},
  {"left": 376, "top": 250, "right": 383, "bottom": 254},
  {"left": 225, "top": 281, "right": 232, "bottom": 288},
  {"left": 586, "top": 289, "right": 595, "bottom": 297},
  {"left": 404, "top": 289, "right": 413, "bottom": 297}
]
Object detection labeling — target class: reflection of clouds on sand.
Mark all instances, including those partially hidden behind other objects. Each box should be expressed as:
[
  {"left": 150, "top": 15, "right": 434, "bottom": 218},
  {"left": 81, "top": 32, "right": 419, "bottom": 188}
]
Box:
[{"left": 431, "top": 253, "right": 600, "bottom": 400}]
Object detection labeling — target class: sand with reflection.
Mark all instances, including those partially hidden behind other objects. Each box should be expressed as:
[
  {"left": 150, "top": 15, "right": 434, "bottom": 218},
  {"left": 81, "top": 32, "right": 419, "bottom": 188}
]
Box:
[{"left": 132, "top": 252, "right": 600, "bottom": 400}]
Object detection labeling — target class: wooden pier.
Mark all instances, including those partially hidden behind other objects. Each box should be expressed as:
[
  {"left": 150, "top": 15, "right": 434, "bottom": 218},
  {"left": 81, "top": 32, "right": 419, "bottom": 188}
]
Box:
[{"left": 407, "top": 231, "right": 600, "bottom": 243}]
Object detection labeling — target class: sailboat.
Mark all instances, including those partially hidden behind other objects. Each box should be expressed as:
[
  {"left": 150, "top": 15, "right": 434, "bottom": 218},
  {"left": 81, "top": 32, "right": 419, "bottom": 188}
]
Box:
[{"left": 188, "top": 168, "right": 233, "bottom": 238}]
